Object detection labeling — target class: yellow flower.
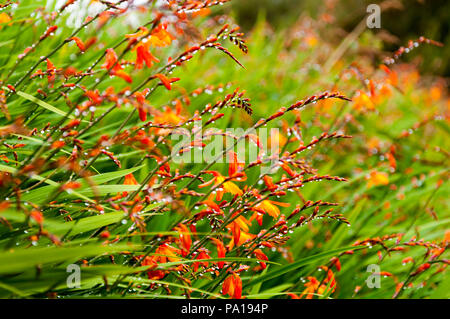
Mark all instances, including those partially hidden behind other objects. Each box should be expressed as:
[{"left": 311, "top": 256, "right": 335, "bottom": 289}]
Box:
[{"left": 199, "top": 174, "right": 243, "bottom": 201}]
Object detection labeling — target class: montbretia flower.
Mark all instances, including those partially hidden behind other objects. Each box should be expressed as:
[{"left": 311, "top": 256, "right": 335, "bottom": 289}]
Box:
[
  {"left": 330, "top": 257, "right": 341, "bottom": 272},
  {"left": 61, "top": 181, "right": 81, "bottom": 191},
  {"left": 102, "top": 48, "right": 119, "bottom": 69},
  {"left": 402, "top": 257, "right": 414, "bottom": 265},
  {"left": 126, "top": 24, "right": 175, "bottom": 49},
  {"left": 153, "top": 104, "right": 185, "bottom": 126},
  {"left": 46, "top": 59, "right": 56, "bottom": 88},
  {"left": 148, "top": 23, "right": 175, "bottom": 48},
  {"left": 366, "top": 171, "right": 389, "bottom": 188},
  {"left": 30, "top": 210, "right": 44, "bottom": 225},
  {"left": 141, "top": 243, "right": 182, "bottom": 280},
  {"left": 133, "top": 88, "right": 151, "bottom": 121},
  {"left": 125, "top": 26, "right": 149, "bottom": 43},
  {"left": 228, "top": 151, "right": 246, "bottom": 181},
  {"left": 70, "top": 37, "right": 85, "bottom": 52},
  {"left": 353, "top": 90, "right": 375, "bottom": 111},
  {"left": 300, "top": 270, "right": 336, "bottom": 299},
  {"left": 175, "top": 223, "right": 192, "bottom": 257},
  {"left": 226, "top": 215, "right": 255, "bottom": 249},
  {"left": 411, "top": 263, "right": 431, "bottom": 276},
  {"left": 210, "top": 238, "right": 226, "bottom": 269},
  {"left": 253, "top": 199, "right": 290, "bottom": 219},
  {"left": 152, "top": 73, "right": 180, "bottom": 90},
  {"left": 198, "top": 152, "right": 246, "bottom": 201},
  {"left": 0, "top": 13, "right": 11, "bottom": 28},
  {"left": 40, "top": 25, "right": 57, "bottom": 41},
  {"left": 193, "top": 248, "right": 211, "bottom": 272},
  {"left": 101, "top": 48, "right": 132, "bottom": 83},
  {"left": 135, "top": 45, "right": 159, "bottom": 69},
  {"left": 253, "top": 249, "right": 268, "bottom": 269},
  {"left": 199, "top": 173, "right": 242, "bottom": 201}
]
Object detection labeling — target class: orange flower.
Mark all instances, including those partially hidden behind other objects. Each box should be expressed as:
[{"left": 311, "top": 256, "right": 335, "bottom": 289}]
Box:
[
  {"left": 253, "top": 198, "right": 290, "bottom": 219},
  {"left": 231, "top": 221, "right": 240, "bottom": 246},
  {"left": 102, "top": 48, "right": 118, "bottom": 70},
  {"left": 222, "top": 273, "right": 242, "bottom": 299},
  {"left": 61, "top": 181, "right": 81, "bottom": 190},
  {"left": 444, "top": 230, "right": 450, "bottom": 244},
  {"left": 141, "top": 244, "right": 181, "bottom": 280},
  {"left": 367, "top": 171, "right": 389, "bottom": 188},
  {"left": 148, "top": 24, "right": 175, "bottom": 48},
  {"left": 124, "top": 173, "right": 138, "bottom": 186},
  {"left": 154, "top": 243, "right": 181, "bottom": 263},
  {"left": 153, "top": 105, "right": 184, "bottom": 126},
  {"left": 115, "top": 173, "right": 139, "bottom": 200},
  {"left": 0, "top": 13, "right": 11, "bottom": 28},
  {"left": 70, "top": 37, "right": 85, "bottom": 52},
  {"left": 30, "top": 210, "right": 44, "bottom": 224},
  {"left": 198, "top": 195, "right": 222, "bottom": 213},
  {"left": 46, "top": 59, "right": 56, "bottom": 88},
  {"left": 228, "top": 151, "right": 246, "bottom": 181},
  {"left": 411, "top": 263, "right": 431, "bottom": 276},
  {"left": 198, "top": 153, "right": 247, "bottom": 201},
  {"left": 102, "top": 48, "right": 132, "bottom": 83},
  {"left": 402, "top": 257, "right": 414, "bottom": 265},
  {"left": 300, "top": 276, "right": 320, "bottom": 299},
  {"left": 125, "top": 26, "right": 149, "bottom": 42},
  {"left": 226, "top": 216, "right": 255, "bottom": 249},
  {"left": 111, "top": 69, "right": 132, "bottom": 83},
  {"left": 353, "top": 90, "right": 375, "bottom": 111},
  {"left": 191, "top": 8, "right": 211, "bottom": 18},
  {"left": 135, "top": 45, "right": 159, "bottom": 69},
  {"left": 268, "top": 129, "right": 287, "bottom": 151},
  {"left": 300, "top": 270, "right": 336, "bottom": 299},
  {"left": 51, "top": 140, "right": 65, "bottom": 149},
  {"left": 175, "top": 223, "right": 192, "bottom": 257},
  {"left": 199, "top": 173, "right": 243, "bottom": 201},
  {"left": 193, "top": 248, "right": 210, "bottom": 272},
  {"left": 263, "top": 175, "right": 277, "bottom": 191},
  {"left": 330, "top": 257, "right": 341, "bottom": 272},
  {"left": 253, "top": 249, "right": 268, "bottom": 269},
  {"left": 380, "top": 64, "right": 398, "bottom": 86},
  {"left": 153, "top": 73, "right": 179, "bottom": 90},
  {"left": 126, "top": 24, "right": 174, "bottom": 49},
  {"left": 210, "top": 238, "right": 226, "bottom": 269},
  {"left": 133, "top": 89, "right": 150, "bottom": 121}
]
